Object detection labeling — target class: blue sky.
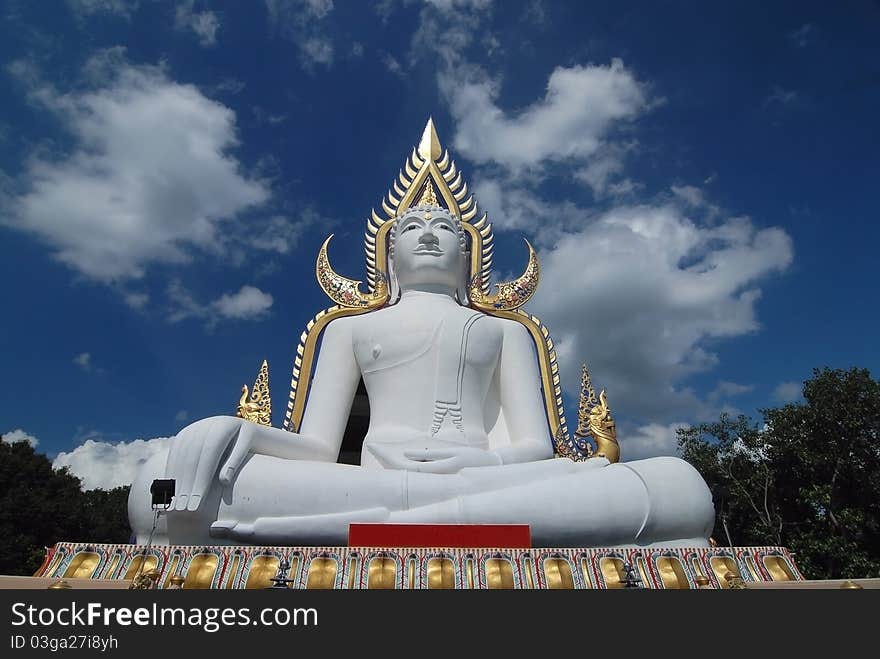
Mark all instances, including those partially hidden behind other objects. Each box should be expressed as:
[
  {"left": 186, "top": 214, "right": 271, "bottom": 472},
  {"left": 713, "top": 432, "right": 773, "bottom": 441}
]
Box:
[{"left": 1, "top": 0, "right": 877, "bottom": 487}]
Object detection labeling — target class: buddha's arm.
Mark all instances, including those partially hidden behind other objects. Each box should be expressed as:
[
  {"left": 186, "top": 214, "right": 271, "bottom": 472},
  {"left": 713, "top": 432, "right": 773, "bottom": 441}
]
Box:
[
  {"left": 219, "top": 317, "right": 360, "bottom": 483},
  {"left": 296, "top": 316, "right": 360, "bottom": 451},
  {"left": 494, "top": 319, "right": 556, "bottom": 464}
]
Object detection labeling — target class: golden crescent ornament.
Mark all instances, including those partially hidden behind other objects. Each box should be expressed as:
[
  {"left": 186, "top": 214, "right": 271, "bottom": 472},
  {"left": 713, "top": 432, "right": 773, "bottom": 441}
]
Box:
[
  {"left": 317, "top": 235, "right": 389, "bottom": 309},
  {"left": 469, "top": 239, "right": 540, "bottom": 312}
]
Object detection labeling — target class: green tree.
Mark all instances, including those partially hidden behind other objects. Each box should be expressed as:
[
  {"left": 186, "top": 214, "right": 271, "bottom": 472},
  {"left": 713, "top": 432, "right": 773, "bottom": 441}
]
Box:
[
  {"left": 678, "top": 367, "right": 880, "bottom": 579},
  {"left": 0, "top": 438, "right": 131, "bottom": 575}
]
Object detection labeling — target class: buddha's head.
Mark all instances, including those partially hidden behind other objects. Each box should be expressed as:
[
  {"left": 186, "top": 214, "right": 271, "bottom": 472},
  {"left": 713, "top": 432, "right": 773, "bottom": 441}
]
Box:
[{"left": 388, "top": 203, "right": 469, "bottom": 301}]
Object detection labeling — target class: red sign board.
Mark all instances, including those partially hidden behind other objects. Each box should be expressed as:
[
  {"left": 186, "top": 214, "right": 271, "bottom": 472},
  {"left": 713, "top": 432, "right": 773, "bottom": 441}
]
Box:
[{"left": 348, "top": 523, "right": 531, "bottom": 548}]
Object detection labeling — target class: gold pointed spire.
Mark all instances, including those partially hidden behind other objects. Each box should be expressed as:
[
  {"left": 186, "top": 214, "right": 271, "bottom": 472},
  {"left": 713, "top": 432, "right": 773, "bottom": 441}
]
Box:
[
  {"left": 418, "top": 117, "right": 442, "bottom": 162},
  {"left": 418, "top": 180, "right": 439, "bottom": 207}
]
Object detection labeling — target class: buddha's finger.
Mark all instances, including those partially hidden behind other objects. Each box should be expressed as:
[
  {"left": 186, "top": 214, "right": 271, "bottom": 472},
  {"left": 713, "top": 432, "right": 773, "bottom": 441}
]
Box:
[
  {"left": 372, "top": 445, "right": 419, "bottom": 471},
  {"left": 405, "top": 449, "right": 456, "bottom": 461},
  {"left": 365, "top": 443, "right": 395, "bottom": 467},
  {"left": 219, "top": 424, "right": 251, "bottom": 487},
  {"left": 189, "top": 421, "right": 239, "bottom": 507},
  {"left": 413, "top": 457, "right": 459, "bottom": 474},
  {"left": 173, "top": 434, "right": 204, "bottom": 511}
]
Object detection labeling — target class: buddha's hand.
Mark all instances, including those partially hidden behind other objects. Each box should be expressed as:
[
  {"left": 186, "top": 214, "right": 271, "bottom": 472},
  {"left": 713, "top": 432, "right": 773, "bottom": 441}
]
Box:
[
  {"left": 165, "top": 416, "right": 247, "bottom": 512},
  {"left": 368, "top": 443, "right": 502, "bottom": 474}
]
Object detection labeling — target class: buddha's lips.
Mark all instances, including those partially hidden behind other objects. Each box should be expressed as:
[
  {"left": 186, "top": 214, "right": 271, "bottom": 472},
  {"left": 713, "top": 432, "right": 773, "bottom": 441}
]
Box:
[{"left": 414, "top": 246, "right": 443, "bottom": 255}]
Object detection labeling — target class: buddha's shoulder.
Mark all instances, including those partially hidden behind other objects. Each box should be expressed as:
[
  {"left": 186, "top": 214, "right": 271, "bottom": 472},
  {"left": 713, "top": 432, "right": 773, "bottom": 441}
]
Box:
[
  {"left": 327, "top": 305, "right": 528, "bottom": 338},
  {"left": 482, "top": 315, "right": 535, "bottom": 345},
  {"left": 467, "top": 310, "right": 535, "bottom": 344}
]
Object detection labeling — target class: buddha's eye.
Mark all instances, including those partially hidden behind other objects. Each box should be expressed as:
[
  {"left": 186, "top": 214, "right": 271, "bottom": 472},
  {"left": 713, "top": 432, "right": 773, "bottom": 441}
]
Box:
[
  {"left": 437, "top": 224, "right": 453, "bottom": 232},
  {"left": 402, "top": 224, "right": 419, "bottom": 232}
]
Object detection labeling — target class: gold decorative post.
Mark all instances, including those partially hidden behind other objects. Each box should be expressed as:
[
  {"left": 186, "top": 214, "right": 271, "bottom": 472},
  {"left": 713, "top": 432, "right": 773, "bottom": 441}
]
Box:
[
  {"left": 556, "top": 364, "right": 620, "bottom": 463},
  {"left": 237, "top": 360, "right": 272, "bottom": 427},
  {"left": 574, "top": 364, "right": 620, "bottom": 462},
  {"left": 47, "top": 579, "right": 72, "bottom": 590},
  {"left": 129, "top": 569, "right": 161, "bottom": 590}
]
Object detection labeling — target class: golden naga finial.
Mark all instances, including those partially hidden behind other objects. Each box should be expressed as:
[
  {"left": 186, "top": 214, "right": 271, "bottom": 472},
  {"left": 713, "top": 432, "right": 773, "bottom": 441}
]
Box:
[
  {"left": 417, "top": 180, "right": 439, "bottom": 207},
  {"left": 575, "top": 363, "right": 620, "bottom": 462},
  {"left": 237, "top": 359, "right": 272, "bottom": 426}
]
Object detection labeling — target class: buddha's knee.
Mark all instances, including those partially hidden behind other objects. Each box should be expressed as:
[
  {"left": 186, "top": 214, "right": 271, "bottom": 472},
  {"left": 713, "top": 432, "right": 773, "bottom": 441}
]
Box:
[{"left": 618, "top": 457, "right": 715, "bottom": 542}]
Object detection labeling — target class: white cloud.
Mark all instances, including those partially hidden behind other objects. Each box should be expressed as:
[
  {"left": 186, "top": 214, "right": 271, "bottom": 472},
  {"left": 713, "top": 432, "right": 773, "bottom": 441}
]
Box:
[
  {"left": 168, "top": 282, "right": 274, "bottom": 325},
  {"left": 710, "top": 381, "right": 754, "bottom": 399},
  {"left": 175, "top": 1, "right": 220, "bottom": 47},
  {"left": 788, "top": 23, "right": 813, "bottom": 48},
  {"left": 53, "top": 437, "right": 170, "bottom": 490},
  {"left": 124, "top": 292, "right": 149, "bottom": 309},
  {"left": 671, "top": 184, "right": 705, "bottom": 207},
  {"left": 444, "top": 59, "right": 648, "bottom": 174},
  {"left": 383, "top": 53, "right": 404, "bottom": 76},
  {"left": 2, "top": 429, "right": 40, "bottom": 447},
  {"left": 3, "top": 51, "right": 269, "bottom": 284},
  {"left": 73, "top": 352, "right": 92, "bottom": 371},
  {"left": 773, "top": 381, "right": 802, "bottom": 403},
  {"left": 416, "top": 5, "right": 649, "bottom": 196},
  {"left": 576, "top": 152, "right": 624, "bottom": 197},
  {"left": 213, "top": 285, "right": 274, "bottom": 319},
  {"left": 212, "top": 78, "right": 246, "bottom": 95},
  {"left": 301, "top": 38, "right": 334, "bottom": 66},
  {"left": 424, "top": 0, "right": 493, "bottom": 11},
  {"left": 471, "top": 176, "right": 585, "bottom": 233},
  {"left": 622, "top": 422, "right": 687, "bottom": 461},
  {"left": 67, "top": 0, "right": 138, "bottom": 19},
  {"left": 252, "top": 107, "right": 288, "bottom": 126},
  {"left": 764, "top": 86, "right": 799, "bottom": 109},
  {"left": 265, "top": 0, "right": 336, "bottom": 69},
  {"left": 414, "top": 8, "right": 795, "bottom": 426},
  {"left": 247, "top": 214, "right": 311, "bottom": 253},
  {"left": 302, "top": 0, "right": 334, "bottom": 17},
  {"left": 529, "top": 206, "right": 793, "bottom": 423},
  {"left": 523, "top": 0, "right": 545, "bottom": 24},
  {"left": 670, "top": 185, "right": 721, "bottom": 221}
]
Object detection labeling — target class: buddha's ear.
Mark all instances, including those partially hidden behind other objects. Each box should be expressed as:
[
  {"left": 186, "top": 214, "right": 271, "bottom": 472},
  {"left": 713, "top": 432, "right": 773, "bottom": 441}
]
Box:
[
  {"left": 387, "top": 253, "right": 401, "bottom": 304},
  {"left": 456, "top": 246, "right": 470, "bottom": 306}
]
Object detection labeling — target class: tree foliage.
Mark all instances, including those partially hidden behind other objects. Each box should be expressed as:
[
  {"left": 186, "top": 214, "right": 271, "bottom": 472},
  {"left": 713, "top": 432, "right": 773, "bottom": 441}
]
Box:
[
  {"left": 678, "top": 367, "right": 880, "bottom": 579},
  {"left": 0, "top": 439, "right": 130, "bottom": 576}
]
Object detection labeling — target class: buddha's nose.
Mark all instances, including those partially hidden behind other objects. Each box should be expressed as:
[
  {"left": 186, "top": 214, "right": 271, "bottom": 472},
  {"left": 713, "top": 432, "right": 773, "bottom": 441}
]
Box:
[{"left": 418, "top": 228, "right": 439, "bottom": 245}]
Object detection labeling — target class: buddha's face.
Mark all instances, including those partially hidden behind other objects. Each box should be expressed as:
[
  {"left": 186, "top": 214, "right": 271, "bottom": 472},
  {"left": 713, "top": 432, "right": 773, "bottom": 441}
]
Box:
[{"left": 392, "top": 207, "right": 464, "bottom": 292}]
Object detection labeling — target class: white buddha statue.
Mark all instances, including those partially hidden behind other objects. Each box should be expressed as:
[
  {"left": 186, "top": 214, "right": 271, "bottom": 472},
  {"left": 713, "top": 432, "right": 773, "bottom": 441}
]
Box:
[{"left": 128, "top": 121, "right": 715, "bottom": 548}]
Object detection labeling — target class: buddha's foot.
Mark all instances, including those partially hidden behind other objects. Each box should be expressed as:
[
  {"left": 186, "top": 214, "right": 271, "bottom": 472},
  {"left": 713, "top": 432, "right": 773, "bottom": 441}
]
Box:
[{"left": 210, "top": 520, "right": 255, "bottom": 540}]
